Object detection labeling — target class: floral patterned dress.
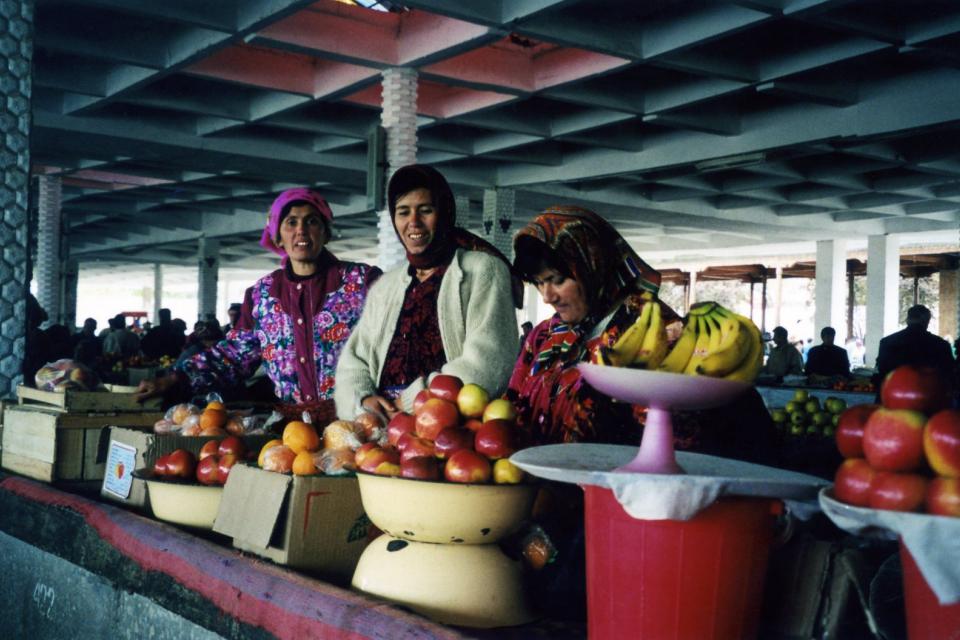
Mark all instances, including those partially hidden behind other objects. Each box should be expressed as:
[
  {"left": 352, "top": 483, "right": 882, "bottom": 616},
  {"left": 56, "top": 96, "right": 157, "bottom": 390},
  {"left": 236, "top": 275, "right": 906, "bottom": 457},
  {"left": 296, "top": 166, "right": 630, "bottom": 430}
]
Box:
[{"left": 175, "top": 261, "right": 379, "bottom": 405}]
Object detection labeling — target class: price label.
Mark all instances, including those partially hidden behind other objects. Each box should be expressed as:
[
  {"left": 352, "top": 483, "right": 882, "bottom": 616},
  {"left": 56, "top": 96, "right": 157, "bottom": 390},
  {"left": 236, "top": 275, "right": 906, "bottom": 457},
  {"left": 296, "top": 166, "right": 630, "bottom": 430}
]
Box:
[{"left": 102, "top": 440, "right": 137, "bottom": 499}]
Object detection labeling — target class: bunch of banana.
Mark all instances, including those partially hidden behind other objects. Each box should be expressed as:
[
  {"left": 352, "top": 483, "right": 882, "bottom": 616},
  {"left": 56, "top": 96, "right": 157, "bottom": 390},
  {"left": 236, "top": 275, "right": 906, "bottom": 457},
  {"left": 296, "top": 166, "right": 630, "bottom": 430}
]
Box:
[
  {"left": 595, "top": 297, "right": 668, "bottom": 369},
  {"left": 657, "top": 302, "right": 763, "bottom": 383}
]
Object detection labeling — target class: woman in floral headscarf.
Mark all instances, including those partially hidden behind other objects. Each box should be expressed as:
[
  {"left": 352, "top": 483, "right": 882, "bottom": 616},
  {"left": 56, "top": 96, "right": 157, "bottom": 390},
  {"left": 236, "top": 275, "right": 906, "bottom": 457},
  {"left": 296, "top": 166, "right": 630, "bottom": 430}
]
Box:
[
  {"left": 506, "top": 205, "right": 684, "bottom": 446},
  {"left": 136, "top": 188, "right": 380, "bottom": 420}
]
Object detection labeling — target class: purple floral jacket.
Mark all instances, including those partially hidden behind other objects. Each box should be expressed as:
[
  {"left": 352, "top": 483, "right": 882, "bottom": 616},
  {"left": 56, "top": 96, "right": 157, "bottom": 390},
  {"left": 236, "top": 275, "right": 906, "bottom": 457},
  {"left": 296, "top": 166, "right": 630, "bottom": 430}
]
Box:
[{"left": 176, "top": 258, "right": 380, "bottom": 403}]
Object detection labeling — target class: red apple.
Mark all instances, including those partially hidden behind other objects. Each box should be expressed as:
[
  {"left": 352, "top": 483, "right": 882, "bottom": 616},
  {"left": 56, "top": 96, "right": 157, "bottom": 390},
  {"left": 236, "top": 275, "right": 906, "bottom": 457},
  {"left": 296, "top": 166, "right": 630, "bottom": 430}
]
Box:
[
  {"left": 463, "top": 418, "right": 483, "bottom": 433},
  {"left": 354, "top": 442, "right": 379, "bottom": 467},
  {"left": 196, "top": 455, "right": 220, "bottom": 485},
  {"left": 218, "top": 436, "right": 247, "bottom": 459},
  {"left": 482, "top": 398, "right": 517, "bottom": 424},
  {"left": 445, "top": 449, "right": 492, "bottom": 483},
  {"left": 217, "top": 454, "right": 239, "bottom": 485},
  {"left": 165, "top": 449, "right": 197, "bottom": 480},
  {"left": 457, "top": 383, "right": 489, "bottom": 418},
  {"left": 373, "top": 460, "right": 402, "bottom": 477},
  {"left": 863, "top": 408, "right": 926, "bottom": 472},
  {"left": 399, "top": 436, "right": 435, "bottom": 463},
  {"left": 835, "top": 404, "right": 880, "bottom": 459},
  {"left": 401, "top": 456, "right": 441, "bottom": 481},
  {"left": 926, "top": 477, "right": 960, "bottom": 517},
  {"left": 415, "top": 398, "right": 460, "bottom": 441},
  {"left": 434, "top": 427, "right": 474, "bottom": 460},
  {"left": 153, "top": 454, "right": 170, "bottom": 477},
  {"left": 833, "top": 458, "right": 876, "bottom": 507},
  {"left": 923, "top": 409, "right": 960, "bottom": 478},
  {"left": 869, "top": 471, "right": 928, "bottom": 512},
  {"left": 199, "top": 439, "right": 220, "bottom": 461},
  {"left": 387, "top": 412, "right": 417, "bottom": 447},
  {"left": 429, "top": 374, "right": 464, "bottom": 402},
  {"left": 412, "top": 389, "right": 433, "bottom": 413},
  {"left": 881, "top": 365, "right": 951, "bottom": 415},
  {"left": 475, "top": 419, "right": 518, "bottom": 460},
  {"left": 357, "top": 446, "right": 399, "bottom": 474}
]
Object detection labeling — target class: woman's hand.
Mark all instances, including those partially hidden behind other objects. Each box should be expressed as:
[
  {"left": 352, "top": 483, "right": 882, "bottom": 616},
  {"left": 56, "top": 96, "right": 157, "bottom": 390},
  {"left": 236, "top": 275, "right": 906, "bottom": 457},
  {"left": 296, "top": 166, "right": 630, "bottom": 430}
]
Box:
[
  {"left": 361, "top": 395, "right": 397, "bottom": 423},
  {"left": 134, "top": 373, "right": 180, "bottom": 403}
]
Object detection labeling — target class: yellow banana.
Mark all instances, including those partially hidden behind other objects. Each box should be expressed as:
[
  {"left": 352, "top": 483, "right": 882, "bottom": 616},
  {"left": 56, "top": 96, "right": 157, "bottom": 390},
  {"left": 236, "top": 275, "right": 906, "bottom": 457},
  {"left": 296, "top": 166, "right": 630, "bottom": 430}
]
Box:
[
  {"left": 682, "top": 316, "right": 713, "bottom": 375},
  {"left": 687, "top": 301, "right": 717, "bottom": 317},
  {"left": 633, "top": 301, "right": 668, "bottom": 369},
  {"left": 658, "top": 316, "right": 698, "bottom": 373},
  {"left": 696, "top": 308, "right": 751, "bottom": 377},
  {"left": 607, "top": 299, "right": 653, "bottom": 366},
  {"left": 722, "top": 313, "right": 763, "bottom": 383}
]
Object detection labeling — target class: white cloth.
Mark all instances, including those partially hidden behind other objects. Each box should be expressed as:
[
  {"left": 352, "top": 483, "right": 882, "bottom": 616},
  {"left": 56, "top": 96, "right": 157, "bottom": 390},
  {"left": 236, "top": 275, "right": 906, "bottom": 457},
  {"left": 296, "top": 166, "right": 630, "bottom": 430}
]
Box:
[
  {"left": 820, "top": 490, "right": 960, "bottom": 605},
  {"left": 511, "top": 444, "right": 827, "bottom": 521}
]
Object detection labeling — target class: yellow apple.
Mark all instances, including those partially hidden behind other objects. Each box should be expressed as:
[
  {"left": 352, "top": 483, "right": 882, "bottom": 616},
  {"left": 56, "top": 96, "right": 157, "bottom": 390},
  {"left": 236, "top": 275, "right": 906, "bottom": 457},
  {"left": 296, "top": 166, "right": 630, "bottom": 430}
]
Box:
[
  {"left": 457, "top": 383, "right": 490, "bottom": 418},
  {"left": 493, "top": 459, "right": 524, "bottom": 484},
  {"left": 482, "top": 398, "right": 517, "bottom": 424}
]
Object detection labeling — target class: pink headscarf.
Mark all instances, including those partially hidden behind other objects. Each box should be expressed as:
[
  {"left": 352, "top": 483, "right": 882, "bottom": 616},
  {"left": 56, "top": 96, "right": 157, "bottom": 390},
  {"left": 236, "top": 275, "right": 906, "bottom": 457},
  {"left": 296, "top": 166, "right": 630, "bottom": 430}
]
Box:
[{"left": 259, "top": 188, "right": 334, "bottom": 259}]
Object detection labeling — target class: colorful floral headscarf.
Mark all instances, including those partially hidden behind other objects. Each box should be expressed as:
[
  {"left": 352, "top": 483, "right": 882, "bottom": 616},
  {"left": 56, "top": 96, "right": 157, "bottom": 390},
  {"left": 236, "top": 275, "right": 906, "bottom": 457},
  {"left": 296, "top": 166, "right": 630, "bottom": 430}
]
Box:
[{"left": 259, "top": 188, "right": 335, "bottom": 261}]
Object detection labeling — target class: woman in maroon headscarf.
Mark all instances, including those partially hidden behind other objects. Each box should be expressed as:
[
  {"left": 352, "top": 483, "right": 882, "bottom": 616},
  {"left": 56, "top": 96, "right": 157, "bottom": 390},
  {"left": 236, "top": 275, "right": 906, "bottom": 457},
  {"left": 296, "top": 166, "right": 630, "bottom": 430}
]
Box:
[
  {"left": 334, "top": 164, "right": 521, "bottom": 420},
  {"left": 136, "top": 188, "right": 380, "bottom": 422}
]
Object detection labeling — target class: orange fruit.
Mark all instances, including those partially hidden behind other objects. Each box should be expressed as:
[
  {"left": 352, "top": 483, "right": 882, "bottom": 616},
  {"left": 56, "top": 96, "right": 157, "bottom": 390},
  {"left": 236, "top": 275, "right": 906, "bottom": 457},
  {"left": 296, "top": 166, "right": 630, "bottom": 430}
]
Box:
[
  {"left": 262, "top": 445, "right": 296, "bottom": 473},
  {"left": 206, "top": 400, "right": 226, "bottom": 412},
  {"left": 283, "top": 420, "right": 320, "bottom": 454},
  {"left": 199, "top": 408, "right": 227, "bottom": 430},
  {"left": 292, "top": 450, "right": 318, "bottom": 476},
  {"left": 258, "top": 439, "right": 284, "bottom": 467}
]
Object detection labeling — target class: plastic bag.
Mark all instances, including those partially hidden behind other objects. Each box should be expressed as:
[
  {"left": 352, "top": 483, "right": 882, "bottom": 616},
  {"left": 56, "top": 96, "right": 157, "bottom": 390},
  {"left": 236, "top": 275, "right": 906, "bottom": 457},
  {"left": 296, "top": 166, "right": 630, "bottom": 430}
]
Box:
[
  {"left": 34, "top": 359, "right": 103, "bottom": 392},
  {"left": 323, "top": 420, "right": 364, "bottom": 451},
  {"left": 316, "top": 448, "right": 356, "bottom": 476},
  {"left": 262, "top": 444, "right": 295, "bottom": 473},
  {"left": 153, "top": 418, "right": 181, "bottom": 434},
  {"left": 165, "top": 403, "right": 200, "bottom": 425}
]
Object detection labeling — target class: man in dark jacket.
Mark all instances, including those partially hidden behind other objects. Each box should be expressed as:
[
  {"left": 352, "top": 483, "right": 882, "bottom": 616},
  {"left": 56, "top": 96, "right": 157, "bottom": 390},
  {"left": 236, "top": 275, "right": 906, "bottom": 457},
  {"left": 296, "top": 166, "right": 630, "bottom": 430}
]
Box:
[
  {"left": 805, "top": 326, "right": 850, "bottom": 377},
  {"left": 875, "top": 305, "right": 955, "bottom": 386}
]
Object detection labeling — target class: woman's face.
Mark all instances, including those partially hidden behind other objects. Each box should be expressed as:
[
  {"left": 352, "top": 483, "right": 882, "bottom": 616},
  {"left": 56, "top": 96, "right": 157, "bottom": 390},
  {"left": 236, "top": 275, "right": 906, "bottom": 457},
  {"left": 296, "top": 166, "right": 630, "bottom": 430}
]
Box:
[
  {"left": 278, "top": 203, "right": 328, "bottom": 264},
  {"left": 532, "top": 268, "right": 589, "bottom": 324},
  {"left": 394, "top": 188, "right": 438, "bottom": 255}
]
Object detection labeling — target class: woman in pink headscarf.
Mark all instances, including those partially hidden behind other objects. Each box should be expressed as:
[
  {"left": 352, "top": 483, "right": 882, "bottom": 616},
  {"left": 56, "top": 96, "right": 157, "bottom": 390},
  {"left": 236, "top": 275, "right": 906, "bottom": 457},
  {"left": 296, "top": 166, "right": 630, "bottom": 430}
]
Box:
[{"left": 136, "top": 188, "right": 380, "bottom": 421}]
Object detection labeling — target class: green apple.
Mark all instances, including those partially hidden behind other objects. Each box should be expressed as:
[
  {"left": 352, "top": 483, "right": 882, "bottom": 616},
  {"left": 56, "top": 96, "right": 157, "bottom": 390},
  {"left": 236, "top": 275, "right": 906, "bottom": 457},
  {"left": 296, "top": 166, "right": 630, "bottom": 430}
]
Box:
[
  {"left": 806, "top": 424, "right": 820, "bottom": 436},
  {"left": 823, "top": 426, "right": 836, "bottom": 438},
  {"left": 790, "top": 412, "right": 806, "bottom": 426},
  {"left": 793, "top": 389, "right": 809, "bottom": 403},
  {"left": 832, "top": 414, "right": 841, "bottom": 427},
  {"left": 824, "top": 397, "right": 847, "bottom": 414},
  {"left": 812, "top": 411, "right": 831, "bottom": 427},
  {"left": 771, "top": 409, "right": 788, "bottom": 423},
  {"left": 789, "top": 423, "right": 804, "bottom": 436},
  {"left": 804, "top": 398, "right": 821, "bottom": 414},
  {"left": 785, "top": 401, "right": 801, "bottom": 414}
]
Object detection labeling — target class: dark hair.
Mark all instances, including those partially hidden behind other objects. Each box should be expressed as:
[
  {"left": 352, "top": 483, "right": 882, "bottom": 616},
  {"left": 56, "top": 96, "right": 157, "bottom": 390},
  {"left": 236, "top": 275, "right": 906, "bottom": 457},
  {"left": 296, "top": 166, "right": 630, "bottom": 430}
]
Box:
[
  {"left": 387, "top": 165, "right": 455, "bottom": 222},
  {"left": 277, "top": 199, "right": 330, "bottom": 238},
  {"left": 772, "top": 326, "right": 787, "bottom": 337},
  {"left": 513, "top": 235, "right": 573, "bottom": 283},
  {"left": 821, "top": 326, "right": 836, "bottom": 338},
  {"left": 907, "top": 304, "right": 931, "bottom": 325}
]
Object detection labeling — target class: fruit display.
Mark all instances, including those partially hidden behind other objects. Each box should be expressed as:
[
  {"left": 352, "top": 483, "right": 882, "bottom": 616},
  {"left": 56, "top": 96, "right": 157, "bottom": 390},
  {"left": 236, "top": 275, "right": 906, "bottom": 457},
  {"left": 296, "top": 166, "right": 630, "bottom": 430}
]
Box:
[
  {"left": 153, "top": 399, "right": 265, "bottom": 437},
  {"left": 34, "top": 358, "right": 103, "bottom": 391},
  {"left": 831, "top": 364, "right": 959, "bottom": 516},
  {"left": 150, "top": 438, "right": 252, "bottom": 486},
  {"left": 769, "top": 389, "right": 851, "bottom": 439},
  {"left": 594, "top": 299, "right": 763, "bottom": 384}
]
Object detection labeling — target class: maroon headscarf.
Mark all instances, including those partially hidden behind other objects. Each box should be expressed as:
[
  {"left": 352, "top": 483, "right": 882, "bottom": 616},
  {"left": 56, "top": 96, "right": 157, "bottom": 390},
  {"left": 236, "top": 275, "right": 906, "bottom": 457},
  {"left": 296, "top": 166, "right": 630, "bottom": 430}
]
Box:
[
  {"left": 259, "top": 188, "right": 335, "bottom": 265},
  {"left": 388, "top": 164, "right": 522, "bottom": 306}
]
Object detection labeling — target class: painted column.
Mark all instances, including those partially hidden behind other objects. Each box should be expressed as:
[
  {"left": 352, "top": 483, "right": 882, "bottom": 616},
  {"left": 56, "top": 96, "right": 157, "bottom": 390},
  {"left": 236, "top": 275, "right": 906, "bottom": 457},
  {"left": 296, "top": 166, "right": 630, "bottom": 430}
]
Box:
[
  {"left": 454, "top": 194, "right": 470, "bottom": 229},
  {"left": 153, "top": 264, "right": 163, "bottom": 323},
  {"left": 197, "top": 237, "right": 219, "bottom": 322},
  {"left": 773, "top": 266, "right": 783, "bottom": 328},
  {"left": 36, "top": 175, "right": 61, "bottom": 327},
  {"left": 482, "top": 188, "right": 516, "bottom": 260},
  {"left": 815, "top": 239, "right": 848, "bottom": 344},
  {"left": 687, "top": 270, "right": 697, "bottom": 307},
  {"left": 865, "top": 234, "right": 900, "bottom": 367},
  {"left": 62, "top": 257, "right": 78, "bottom": 331},
  {"left": 378, "top": 67, "right": 417, "bottom": 271},
  {"left": 0, "top": 1, "right": 33, "bottom": 395},
  {"left": 939, "top": 267, "right": 958, "bottom": 341}
]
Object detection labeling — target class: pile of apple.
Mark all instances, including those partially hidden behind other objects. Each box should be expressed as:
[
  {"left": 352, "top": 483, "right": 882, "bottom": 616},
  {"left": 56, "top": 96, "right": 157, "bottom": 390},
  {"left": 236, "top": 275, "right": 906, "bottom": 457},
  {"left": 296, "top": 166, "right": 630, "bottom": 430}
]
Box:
[
  {"left": 356, "top": 374, "right": 525, "bottom": 484},
  {"left": 770, "top": 389, "right": 848, "bottom": 438},
  {"left": 833, "top": 364, "right": 959, "bottom": 516},
  {"left": 151, "top": 436, "right": 249, "bottom": 486}
]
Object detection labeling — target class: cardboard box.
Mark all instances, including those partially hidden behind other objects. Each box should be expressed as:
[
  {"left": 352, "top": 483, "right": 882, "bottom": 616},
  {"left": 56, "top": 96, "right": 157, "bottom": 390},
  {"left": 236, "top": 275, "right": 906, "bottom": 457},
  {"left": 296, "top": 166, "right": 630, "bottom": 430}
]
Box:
[
  {"left": 1, "top": 405, "right": 162, "bottom": 483},
  {"left": 214, "top": 464, "right": 373, "bottom": 584},
  {"left": 18, "top": 384, "right": 161, "bottom": 412},
  {"left": 100, "top": 427, "right": 275, "bottom": 510}
]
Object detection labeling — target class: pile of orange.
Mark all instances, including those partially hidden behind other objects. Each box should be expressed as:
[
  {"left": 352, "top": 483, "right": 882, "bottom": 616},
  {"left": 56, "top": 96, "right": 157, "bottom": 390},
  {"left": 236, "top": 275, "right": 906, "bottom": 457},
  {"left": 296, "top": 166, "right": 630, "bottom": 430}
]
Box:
[{"left": 259, "top": 420, "right": 322, "bottom": 475}]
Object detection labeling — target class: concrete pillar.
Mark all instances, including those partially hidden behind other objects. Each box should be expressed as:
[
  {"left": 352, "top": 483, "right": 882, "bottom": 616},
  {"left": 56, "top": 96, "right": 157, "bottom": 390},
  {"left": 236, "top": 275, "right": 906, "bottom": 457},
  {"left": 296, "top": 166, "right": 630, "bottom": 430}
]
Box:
[
  {"left": 378, "top": 67, "right": 417, "bottom": 271},
  {"left": 687, "top": 271, "right": 697, "bottom": 308},
  {"left": 0, "top": 1, "right": 33, "bottom": 396},
  {"left": 815, "top": 239, "right": 848, "bottom": 344},
  {"left": 62, "top": 258, "right": 78, "bottom": 331},
  {"left": 454, "top": 194, "right": 470, "bottom": 229},
  {"left": 773, "top": 266, "right": 783, "bottom": 328},
  {"left": 482, "top": 188, "right": 516, "bottom": 260},
  {"left": 939, "top": 268, "right": 958, "bottom": 341},
  {"left": 197, "top": 237, "right": 219, "bottom": 322},
  {"left": 153, "top": 264, "right": 163, "bottom": 323},
  {"left": 865, "top": 234, "right": 900, "bottom": 367},
  {"left": 36, "top": 175, "right": 61, "bottom": 327}
]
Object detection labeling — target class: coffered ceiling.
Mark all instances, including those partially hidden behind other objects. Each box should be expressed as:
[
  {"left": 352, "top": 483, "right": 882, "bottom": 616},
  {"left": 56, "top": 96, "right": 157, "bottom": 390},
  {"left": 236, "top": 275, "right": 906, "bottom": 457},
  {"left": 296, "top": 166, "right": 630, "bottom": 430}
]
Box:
[{"left": 31, "top": 0, "right": 960, "bottom": 273}]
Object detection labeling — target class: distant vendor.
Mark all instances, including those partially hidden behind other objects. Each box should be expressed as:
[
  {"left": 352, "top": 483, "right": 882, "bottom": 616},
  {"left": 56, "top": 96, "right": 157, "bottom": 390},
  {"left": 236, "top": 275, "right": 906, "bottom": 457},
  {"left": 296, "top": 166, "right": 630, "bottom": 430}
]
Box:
[
  {"left": 804, "top": 326, "right": 850, "bottom": 378},
  {"left": 762, "top": 326, "right": 803, "bottom": 379}
]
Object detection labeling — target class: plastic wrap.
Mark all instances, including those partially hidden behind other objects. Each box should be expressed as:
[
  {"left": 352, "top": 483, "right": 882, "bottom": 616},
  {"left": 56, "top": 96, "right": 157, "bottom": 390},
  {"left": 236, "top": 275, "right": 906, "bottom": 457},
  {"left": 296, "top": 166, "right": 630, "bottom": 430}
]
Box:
[{"left": 34, "top": 359, "right": 102, "bottom": 392}]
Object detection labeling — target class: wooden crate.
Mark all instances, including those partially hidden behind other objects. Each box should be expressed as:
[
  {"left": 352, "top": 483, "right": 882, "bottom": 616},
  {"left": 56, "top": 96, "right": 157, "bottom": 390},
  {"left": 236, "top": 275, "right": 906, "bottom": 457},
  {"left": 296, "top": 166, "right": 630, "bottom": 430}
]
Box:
[
  {"left": 1, "top": 404, "right": 162, "bottom": 483},
  {"left": 17, "top": 384, "right": 160, "bottom": 412}
]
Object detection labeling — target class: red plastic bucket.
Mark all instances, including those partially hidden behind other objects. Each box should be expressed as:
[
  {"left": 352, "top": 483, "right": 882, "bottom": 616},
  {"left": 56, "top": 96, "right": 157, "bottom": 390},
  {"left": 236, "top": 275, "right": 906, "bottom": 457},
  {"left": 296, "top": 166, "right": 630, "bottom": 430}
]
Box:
[
  {"left": 900, "top": 541, "right": 960, "bottom": 640},
  {"left": 583, "top": 485, "right": 781, "bottom": 640}
]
